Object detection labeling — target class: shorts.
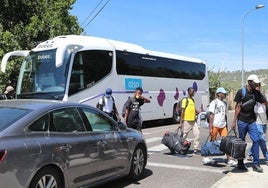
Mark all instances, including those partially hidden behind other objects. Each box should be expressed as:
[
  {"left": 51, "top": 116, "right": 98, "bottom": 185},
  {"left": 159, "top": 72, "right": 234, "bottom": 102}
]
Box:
[{"left": 212, "top": 126, "right": 227, "bottom": 139}]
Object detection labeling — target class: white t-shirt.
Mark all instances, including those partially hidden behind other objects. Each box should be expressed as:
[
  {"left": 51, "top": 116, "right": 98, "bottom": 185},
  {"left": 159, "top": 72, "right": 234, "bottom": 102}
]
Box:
[
  {"left": 208, "top": 99, "right": 227, "bottom": 128},
  {"left": 254, "top": 102, "right": 267, "bottom": 125},
  {"left": 99, "top": 96, "right": 114, "bottom": 113}
]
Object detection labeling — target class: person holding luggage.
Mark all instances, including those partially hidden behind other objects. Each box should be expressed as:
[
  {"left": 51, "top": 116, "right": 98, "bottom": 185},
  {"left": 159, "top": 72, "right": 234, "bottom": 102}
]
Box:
[
  {"left": 203, "top": 87, "right": 237, "bottom": 166},
  {"left": 97, "top": 88, "right": 120, "bottom": 121},
  {"left": 124, "top": 87, "right": 150, "bottom": 132},
  {"left": 179, "top": 87, "right": 200, "bottom": 155},
  {"left": 232, "top": 74, "right": 267, "bottom": 172},
  {"left": 247, "top": 83, "right": 268, "bottom": 165}
]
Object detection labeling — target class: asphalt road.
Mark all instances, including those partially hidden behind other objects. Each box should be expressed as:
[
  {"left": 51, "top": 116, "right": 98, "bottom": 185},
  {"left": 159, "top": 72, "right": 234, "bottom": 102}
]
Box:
[{"left": 96, "top": 111, "right": 253, "bottom": 188}]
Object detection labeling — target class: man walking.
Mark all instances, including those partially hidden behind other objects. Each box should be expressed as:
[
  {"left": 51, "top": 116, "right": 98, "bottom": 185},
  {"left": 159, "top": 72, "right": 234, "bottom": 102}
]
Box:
[
  {"left": 97, "top": 88, "right": 120, "bottom": 121},
  {"left": 124, "top": 87, "right": 150, "bottom": 132},
  {"left": 180, "top": 87, "right": 200, "bottom": 154},
  {"left": 247, "top": 83, "right": 268, "bottom": 165},
  {"left": 232, "top": 74, "right": 267, "bottom": 172}
]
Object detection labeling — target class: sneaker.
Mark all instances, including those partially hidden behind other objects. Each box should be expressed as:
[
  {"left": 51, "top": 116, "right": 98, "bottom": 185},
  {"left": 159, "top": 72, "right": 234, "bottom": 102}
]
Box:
[
  {"left": 193, "top": 149, "right": 201, "bottom": 155},
  {"left": 203, "top": 157, "right": 212, "bottom": 164},
  {"left": 247, "top": 154, "right": 253, "bottom": 161},
  {"left": 227, "top": 159, "right": 238, "bottom": 167},
  {"left": 253, "top": 165, "right": 263, "bottom": 173}
]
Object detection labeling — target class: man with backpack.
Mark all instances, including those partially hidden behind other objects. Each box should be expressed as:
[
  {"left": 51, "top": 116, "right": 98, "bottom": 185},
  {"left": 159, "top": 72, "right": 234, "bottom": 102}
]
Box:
[
  {"left": 203, "top": 87, "right": 237, "bottom": 166},
  {"left": 232, "top": 74, "right": 267, "bottom": 172},
  {"left": 97, "top": 88, "right": 120, "bottom": 121},
  {"left": 179, "top": 87, "right": 200, "bottom": 154},
  {"left": 124, "top": 87, "right": 150, "bottom": 132}
]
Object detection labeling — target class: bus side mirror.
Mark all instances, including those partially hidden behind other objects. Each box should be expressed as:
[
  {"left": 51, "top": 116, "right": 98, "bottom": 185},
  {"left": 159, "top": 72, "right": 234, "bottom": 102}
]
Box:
[{"left": 1, "top": 50, "right": 30, "bottom": 72}]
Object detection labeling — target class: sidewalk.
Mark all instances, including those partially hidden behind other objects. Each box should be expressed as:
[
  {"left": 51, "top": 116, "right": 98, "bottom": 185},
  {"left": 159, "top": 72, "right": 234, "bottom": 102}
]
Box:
[{"left": 211, "top": 164, "right": 268, "bottom": 188}]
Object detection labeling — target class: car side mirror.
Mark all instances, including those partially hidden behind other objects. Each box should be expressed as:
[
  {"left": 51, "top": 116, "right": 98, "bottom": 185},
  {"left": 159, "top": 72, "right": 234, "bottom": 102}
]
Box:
[{"left": 118, "top": 121, "right": 127, "bottom": 131}]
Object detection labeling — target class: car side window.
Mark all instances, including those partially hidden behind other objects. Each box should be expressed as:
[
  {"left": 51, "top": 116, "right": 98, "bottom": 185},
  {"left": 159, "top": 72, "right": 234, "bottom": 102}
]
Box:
[
  {"left": 81, "top": 108, "right": 114, "bottom": 132},
  {"left": 52, "top": 108, "right": 86, "bottom": 133},
  {"left": 28, "top": 113, "right": 49, "bottom": 132}
]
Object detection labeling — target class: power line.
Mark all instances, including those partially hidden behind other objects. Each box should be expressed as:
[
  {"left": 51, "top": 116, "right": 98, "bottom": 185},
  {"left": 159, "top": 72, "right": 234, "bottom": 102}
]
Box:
[
  {"left": 80, "top": 0, "right": 105, "bottom": 27},
  {"left": 83, "top": 0, "right": 111, "bottom": 29}
]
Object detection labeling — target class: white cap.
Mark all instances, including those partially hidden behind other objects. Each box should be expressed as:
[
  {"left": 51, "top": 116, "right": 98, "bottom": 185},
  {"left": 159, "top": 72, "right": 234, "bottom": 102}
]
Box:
[
  {"left": 4, "top": 86, "right": 14, "bottom": 94},
  {"left": 247, "top": 74, "right": 260, "bottom": 84}
]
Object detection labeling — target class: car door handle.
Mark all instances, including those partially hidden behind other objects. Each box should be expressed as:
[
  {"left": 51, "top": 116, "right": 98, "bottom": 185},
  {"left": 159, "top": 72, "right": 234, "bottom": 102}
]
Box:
[
  {"left": 59, "top": 144, "right": 72, "bottom": 151},
  {"left": 126, "top": 137, "right": 134, "bottom": 142}
]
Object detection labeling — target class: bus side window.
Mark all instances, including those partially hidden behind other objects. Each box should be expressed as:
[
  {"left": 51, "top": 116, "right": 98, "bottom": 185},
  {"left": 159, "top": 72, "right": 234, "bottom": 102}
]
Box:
[{"left": 69, "top": 50, "right": 113, "bottom": 96}]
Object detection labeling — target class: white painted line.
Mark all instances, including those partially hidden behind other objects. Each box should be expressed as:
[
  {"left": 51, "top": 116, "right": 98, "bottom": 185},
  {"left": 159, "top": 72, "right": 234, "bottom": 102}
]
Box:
[
  {"left": 147, "top": 162, "right": 223, "bottom": 174},
  {"left": 148, "top": 144, "right": 168, "bottom": 154},
  {"left": 146, "top": 137, "right": 162, "bottom": 144}
]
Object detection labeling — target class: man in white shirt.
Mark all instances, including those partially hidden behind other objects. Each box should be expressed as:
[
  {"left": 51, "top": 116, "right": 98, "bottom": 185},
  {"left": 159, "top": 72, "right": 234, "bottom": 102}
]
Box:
[
  {"left": 203, "top": 87, "right": 237, "bottom": 166},
  {"left": 97, "top": 88, "right": 120, "bottom": 121}
]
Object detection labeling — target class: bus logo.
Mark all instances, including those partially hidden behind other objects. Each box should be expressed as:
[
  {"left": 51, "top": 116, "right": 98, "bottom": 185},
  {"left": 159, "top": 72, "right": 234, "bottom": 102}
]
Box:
[{"left": 125, "top": 78, "right": 142, "bottom": 91}]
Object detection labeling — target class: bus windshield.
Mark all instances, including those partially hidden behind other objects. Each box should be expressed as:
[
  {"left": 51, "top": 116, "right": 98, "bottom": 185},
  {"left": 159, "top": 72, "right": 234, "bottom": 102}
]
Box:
[{"left": 17, "top": 49, "right": 70, "bottom": 100}]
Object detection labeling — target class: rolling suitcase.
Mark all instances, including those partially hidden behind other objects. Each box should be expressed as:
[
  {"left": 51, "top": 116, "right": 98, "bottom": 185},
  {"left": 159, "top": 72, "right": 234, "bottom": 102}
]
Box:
[
  {"left": 220, "top": 130, "right": 247, "bottom": 159},
  {"left": 161, "top": 128, "right": 191, "bottom": 155}
]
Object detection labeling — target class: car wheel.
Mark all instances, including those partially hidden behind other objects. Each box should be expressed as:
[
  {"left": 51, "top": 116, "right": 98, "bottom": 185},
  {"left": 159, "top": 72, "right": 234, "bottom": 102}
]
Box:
[
  {"left": 129, "top": 145, "right": 146, "bottom": 181},
  {"left": 29, "top": 167, "right": 63, "bottom": 188}
]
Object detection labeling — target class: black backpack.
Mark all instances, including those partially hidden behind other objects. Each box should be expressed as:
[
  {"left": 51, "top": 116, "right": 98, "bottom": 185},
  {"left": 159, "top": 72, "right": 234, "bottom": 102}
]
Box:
[{"left": 176, "top": 97, "right": 190, "bottom": 117}]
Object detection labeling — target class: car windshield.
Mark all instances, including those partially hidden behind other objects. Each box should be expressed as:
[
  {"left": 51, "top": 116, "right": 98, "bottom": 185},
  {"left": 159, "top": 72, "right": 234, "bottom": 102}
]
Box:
[
  {"left": 0, "top": 107, "right": 32, "bottom": 131},
  {"left": 17, "top": 49, "right": 71, "bottom": 100}
]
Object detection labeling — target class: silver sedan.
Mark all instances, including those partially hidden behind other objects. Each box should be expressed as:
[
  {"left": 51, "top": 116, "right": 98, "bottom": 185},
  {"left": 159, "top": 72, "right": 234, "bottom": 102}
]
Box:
[{"left": 0, "top": 100, "right": 147, "bottom": 188}]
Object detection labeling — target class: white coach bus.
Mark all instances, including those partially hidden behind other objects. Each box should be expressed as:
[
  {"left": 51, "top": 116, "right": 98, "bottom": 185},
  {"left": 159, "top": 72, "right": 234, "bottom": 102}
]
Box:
[{"left": 1, "top": 35, "right": 209, "bottom": 122}]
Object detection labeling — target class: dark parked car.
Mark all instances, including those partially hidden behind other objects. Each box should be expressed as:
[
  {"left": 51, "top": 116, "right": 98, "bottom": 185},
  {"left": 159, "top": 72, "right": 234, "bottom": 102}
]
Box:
[{"left": 0, "top": 100, "right": 147, "bottom": 188}]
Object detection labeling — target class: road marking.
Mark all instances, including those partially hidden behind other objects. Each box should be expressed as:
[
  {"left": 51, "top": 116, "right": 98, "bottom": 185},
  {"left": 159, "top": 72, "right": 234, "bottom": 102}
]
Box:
[
  {"left": 148, "top": 144, "right": 168, "bottom": 154},
  {"left": 147, "top": 162, "right": 223, "bottom": 174},
  {"left": 143, "top": 126, "right": 178, "bottom": 135},
  {"left": 146, "top": 137, "right": 162, "bottom": 144}
]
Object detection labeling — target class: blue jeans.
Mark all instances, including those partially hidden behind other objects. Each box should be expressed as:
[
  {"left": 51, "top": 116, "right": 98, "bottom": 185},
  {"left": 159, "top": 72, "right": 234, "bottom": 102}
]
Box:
[
  {"left": 248, "top": 124, "right": 268, "bottom": 159},
  {"left": 237, "top": 120, "right": 260, "bottom": 165}
]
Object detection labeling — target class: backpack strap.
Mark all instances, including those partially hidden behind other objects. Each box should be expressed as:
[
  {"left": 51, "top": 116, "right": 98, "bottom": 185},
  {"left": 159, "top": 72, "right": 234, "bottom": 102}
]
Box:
[{"left": 241, "top": 87, "right": 246, "bottom": 100}]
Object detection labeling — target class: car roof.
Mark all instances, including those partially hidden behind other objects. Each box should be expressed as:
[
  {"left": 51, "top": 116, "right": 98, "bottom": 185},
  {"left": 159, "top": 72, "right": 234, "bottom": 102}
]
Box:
[{"left": 0, "top": 99, "right": 89, "bottom": 110}]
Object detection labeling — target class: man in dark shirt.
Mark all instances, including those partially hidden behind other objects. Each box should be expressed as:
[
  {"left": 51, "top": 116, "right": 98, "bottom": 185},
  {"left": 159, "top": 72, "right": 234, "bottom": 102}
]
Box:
[
  {"left": 0, "top": 86, "right": 14, "bottom": 100},
  {"left": 232, "top": 74, "right": 267, "bottom": 173},
  {"left": 124, "top": 87, "right": 150, "bottom": 132}
]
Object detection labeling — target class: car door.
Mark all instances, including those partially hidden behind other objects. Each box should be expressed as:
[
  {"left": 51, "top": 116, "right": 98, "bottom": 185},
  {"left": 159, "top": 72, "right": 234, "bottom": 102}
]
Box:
[
  {"left": 80, "top": 108, "right": 130, "bottom": 181},
  {"left": 49, "top": 107, "right": 99, "bottom": 187}
]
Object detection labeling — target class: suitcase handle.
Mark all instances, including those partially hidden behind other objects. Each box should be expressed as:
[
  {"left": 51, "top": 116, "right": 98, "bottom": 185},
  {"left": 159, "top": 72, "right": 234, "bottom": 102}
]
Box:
[
  {"left": 175, "top": 127, "right": 183, "bottom": 137},
  {"left": 227, "top": 129, "right": 238, "bottom": 137}
]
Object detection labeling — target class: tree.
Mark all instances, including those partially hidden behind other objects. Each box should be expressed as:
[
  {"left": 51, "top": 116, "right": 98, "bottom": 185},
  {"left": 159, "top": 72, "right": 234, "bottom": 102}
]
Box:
[
  {"left": 208, "top": 69, "right": 231, "bottom": 101},
  {"left": 0, "top": 0, "right": 83, "bottom": 91}
]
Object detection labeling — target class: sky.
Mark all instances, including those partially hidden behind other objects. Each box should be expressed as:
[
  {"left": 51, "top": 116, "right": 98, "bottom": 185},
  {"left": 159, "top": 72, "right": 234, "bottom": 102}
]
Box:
[{"left": 70, "top": 0, "right": 268, "bottom": 72}]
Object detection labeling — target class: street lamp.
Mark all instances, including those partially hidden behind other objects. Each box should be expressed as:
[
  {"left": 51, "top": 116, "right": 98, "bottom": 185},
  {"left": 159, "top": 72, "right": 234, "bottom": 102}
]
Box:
[{"left": 241, "top": 4, "right": 264, "bottom": 87}]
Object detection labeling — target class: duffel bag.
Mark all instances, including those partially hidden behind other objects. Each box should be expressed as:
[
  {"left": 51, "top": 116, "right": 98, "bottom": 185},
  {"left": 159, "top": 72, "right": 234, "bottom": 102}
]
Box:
[
  {"left": 201, "top": 136, "right": 225, "bottom": 156},
  {"left": 220, "top": 129, "right": 247, "bottom": 159},
  {"left": 161, "top": 128, "right": 191, "bottom": 155}
]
